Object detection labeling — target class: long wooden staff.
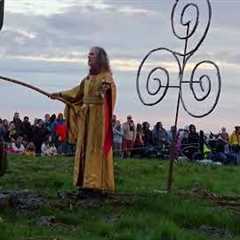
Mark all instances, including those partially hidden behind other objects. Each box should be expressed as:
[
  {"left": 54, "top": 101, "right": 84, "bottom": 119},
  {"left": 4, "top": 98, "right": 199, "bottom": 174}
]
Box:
[{"left": 0, "top": 75, "right": 76, "bottom": 110}]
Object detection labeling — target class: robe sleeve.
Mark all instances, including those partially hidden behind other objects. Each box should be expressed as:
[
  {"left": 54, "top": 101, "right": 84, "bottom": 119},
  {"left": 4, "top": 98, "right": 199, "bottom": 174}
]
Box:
[
  {"left": 61, "top": 78, "right": 85, "bottom": 144},
  {"left": 59, "top": 79, "right": 85, "bottom": 104}
]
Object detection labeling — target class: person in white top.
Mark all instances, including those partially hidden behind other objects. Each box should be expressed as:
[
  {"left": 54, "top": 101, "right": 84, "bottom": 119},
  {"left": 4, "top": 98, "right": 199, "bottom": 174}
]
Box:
[
  {"left": 113, "top": 120, "right": 123, "bottom": 157},
  {"left": 41, "top": 136, "right": 57, "bottom": 156},
  {"left": 122, "top": 115, "right": 136, "bottom": 158},
  {"left": 11, "top": 136, "right": 25, "bottom": 154}
]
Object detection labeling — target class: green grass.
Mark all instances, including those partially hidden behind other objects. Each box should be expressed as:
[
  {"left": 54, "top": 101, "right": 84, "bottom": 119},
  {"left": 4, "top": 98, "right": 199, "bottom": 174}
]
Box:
[{"left": 0, "top": 155, "right": 240, "bottom": 240}]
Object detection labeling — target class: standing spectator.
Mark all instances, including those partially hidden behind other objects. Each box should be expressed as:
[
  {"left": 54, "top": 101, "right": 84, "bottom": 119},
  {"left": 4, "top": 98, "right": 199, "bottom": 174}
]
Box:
[
  {"left": 2, "top": 119, "right": 9, "bottom": 142},
  {"left": 0, "top": 119, "right": 4, "bottom": 141},
  {"left": 122, "top": 115, "right": 136, "bottom": 158},
  {"left": 133, "top": 123, "right": 144, "bottom": 157},
  {"left": 152, "top": 122, "right": 168, "bottom": 150},
  {"left": 219, "top": 127, "right": 229, "bottom": 153},
  {"left": 112, "top": 114, "right": 117, "bottom": 128},
  {"left": 229, "top": 126, "right": 240, "bottom": 148},
  {"left": 49, "top": 114, "right": 57, "bottom": 143},
  {"left": 54, "top": 113, "right": 68, "bottom": 155},
  {"left": 229, "top": 126, "right": 240, "bottom": 161},
  {"left": 44, "top": 113, "right": 51, "bottom": 132},
  {"left": 142, "top": 121, "right": 153, "bottom": 156},
  {"left": 113, "top": 120, "right": 123, "bottom": 158},
  {"left": 8, "top": 122, "right": 17, "bottom": 141},
  {"left": 167, "top": 126, "right": 177, "bottom": 144},
  {"left": 12, "top": 112, "right": 22, "bottom": 137},
  {"left": 219, "top": 127, "right": 229, "bottom": 142},
  {"left": 21, "top": 116, "right": 32, "bottom": 142}
]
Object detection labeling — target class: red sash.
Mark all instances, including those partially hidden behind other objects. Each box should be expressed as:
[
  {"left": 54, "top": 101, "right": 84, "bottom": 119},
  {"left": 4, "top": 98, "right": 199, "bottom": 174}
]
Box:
[{"left": 103, "top": 89, "right": 113, "bottom": 157}]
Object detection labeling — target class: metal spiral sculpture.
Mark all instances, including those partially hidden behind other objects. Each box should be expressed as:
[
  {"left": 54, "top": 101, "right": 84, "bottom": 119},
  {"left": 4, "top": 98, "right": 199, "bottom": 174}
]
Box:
[{"left": 136, "top": 0, "right": 221, "bottom": 191}]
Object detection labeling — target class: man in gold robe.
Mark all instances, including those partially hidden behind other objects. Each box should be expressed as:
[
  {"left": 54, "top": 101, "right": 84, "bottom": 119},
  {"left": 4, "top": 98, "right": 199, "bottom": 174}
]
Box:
[{"left": 51, "top": 47, "right": 117, "bottom": 192}]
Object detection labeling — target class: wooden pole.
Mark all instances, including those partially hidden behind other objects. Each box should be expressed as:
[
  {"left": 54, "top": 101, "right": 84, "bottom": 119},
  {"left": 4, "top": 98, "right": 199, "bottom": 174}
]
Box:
[{"left": 0, "top": 75, "right": 75, "bottom": 109}]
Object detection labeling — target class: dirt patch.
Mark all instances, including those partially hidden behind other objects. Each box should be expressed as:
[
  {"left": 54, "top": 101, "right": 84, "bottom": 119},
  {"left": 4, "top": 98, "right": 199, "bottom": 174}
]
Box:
[
  {"left": 0, "top": 190, "right": 46, "bottom": 210},
  {"left": 198, "top": 225, "right": 233, "bottom": 239}
]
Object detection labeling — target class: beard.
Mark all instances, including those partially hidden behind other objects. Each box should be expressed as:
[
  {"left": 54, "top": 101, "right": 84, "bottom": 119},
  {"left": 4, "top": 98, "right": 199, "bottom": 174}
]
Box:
[{"left": 89, "top": 63, "right": 101, "bottom": 75}]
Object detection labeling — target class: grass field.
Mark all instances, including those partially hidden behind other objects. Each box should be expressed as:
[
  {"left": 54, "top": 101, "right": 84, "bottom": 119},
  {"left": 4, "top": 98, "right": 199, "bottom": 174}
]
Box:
[{"left": 0, "top": 155, "right": 240, "bottom": 240}]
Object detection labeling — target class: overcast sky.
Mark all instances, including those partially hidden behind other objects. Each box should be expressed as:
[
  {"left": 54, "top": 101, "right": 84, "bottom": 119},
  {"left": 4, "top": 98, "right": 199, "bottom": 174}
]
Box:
[{"left": 0, "top": 0, "right": 239, "bottom": 133}]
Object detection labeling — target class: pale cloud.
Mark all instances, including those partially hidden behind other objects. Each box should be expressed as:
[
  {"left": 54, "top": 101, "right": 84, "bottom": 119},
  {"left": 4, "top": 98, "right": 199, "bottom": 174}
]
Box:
[
  {"left": 117, "top": 6, "right": 155, "bottom": 16},
  {"left": 6, "top": 0, "right": 110, "bottom": 16},
  {"left": 6, "top": 0, "right": 75, "bottom": 16},
  {"left": 5, "top": 50, "right": 240, "bottom": 75},
  {"left": 6, "top": 0, "right": 155, "bottom": 17},
  {"left": 3, "top": 26, "right": 36, "bottom": 39}
]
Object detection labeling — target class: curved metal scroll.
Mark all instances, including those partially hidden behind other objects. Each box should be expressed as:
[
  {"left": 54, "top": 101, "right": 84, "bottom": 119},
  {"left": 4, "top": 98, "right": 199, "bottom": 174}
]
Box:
[{"left": 136, "top": 0, "right": 222, "bottom": 191}]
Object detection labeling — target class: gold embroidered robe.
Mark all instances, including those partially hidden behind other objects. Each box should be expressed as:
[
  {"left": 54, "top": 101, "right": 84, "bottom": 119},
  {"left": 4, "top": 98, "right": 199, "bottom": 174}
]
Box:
[{"left": 60, "top": 71, "right": 116, "bottom": 191}]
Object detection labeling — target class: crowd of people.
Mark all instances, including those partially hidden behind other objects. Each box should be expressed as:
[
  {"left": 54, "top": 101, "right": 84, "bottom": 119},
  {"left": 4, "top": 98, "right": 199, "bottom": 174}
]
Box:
[
  {"left": 0, "top": 112, "right": 71, "bottom": 157},
  {"left": 112, "top": 114, "right": 240, "bottom": 164},
  {"left": 0, "top": 112, "right": 240, "bottom": 164}
]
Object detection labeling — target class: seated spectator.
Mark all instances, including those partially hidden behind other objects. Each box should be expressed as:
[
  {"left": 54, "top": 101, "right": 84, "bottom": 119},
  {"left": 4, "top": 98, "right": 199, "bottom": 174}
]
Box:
[
  {"left": 11, "top": 136, "right": 25, "bottom": 155},
  {"left": 178, "top": 127, "right": 188, "bottom": 149},
  {"left": 181, "top": 124, "right": 200, "bottom": 160},
  {"left": 25, "top": 142, "right": 36, "bottom": 156},
  {"left": 208, "top": 135, "right": 237, "bottom": 165},
  {"left": 41, "top": 136, "right": 57, "bottom": 156},
  {"left": 188, "top": 124, "right": 200, "bottom": 145},
  {"left": 32, "top": 119, "right": 49, "bottom": 156},
  {"left": 167, "top": 126, "right": 176, "bottom": 144}
]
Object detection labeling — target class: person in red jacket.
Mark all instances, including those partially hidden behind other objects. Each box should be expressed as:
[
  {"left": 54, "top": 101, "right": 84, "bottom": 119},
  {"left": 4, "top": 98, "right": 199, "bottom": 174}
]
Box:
[{"left": 54, "top": 113, "right": 68, "bottom": 154}]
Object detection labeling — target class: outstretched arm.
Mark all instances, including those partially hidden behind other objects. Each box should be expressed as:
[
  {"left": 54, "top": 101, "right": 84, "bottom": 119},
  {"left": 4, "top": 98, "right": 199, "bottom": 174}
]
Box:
[{"left": 50, "top": 79, "right": 85, "bottom": 104}]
